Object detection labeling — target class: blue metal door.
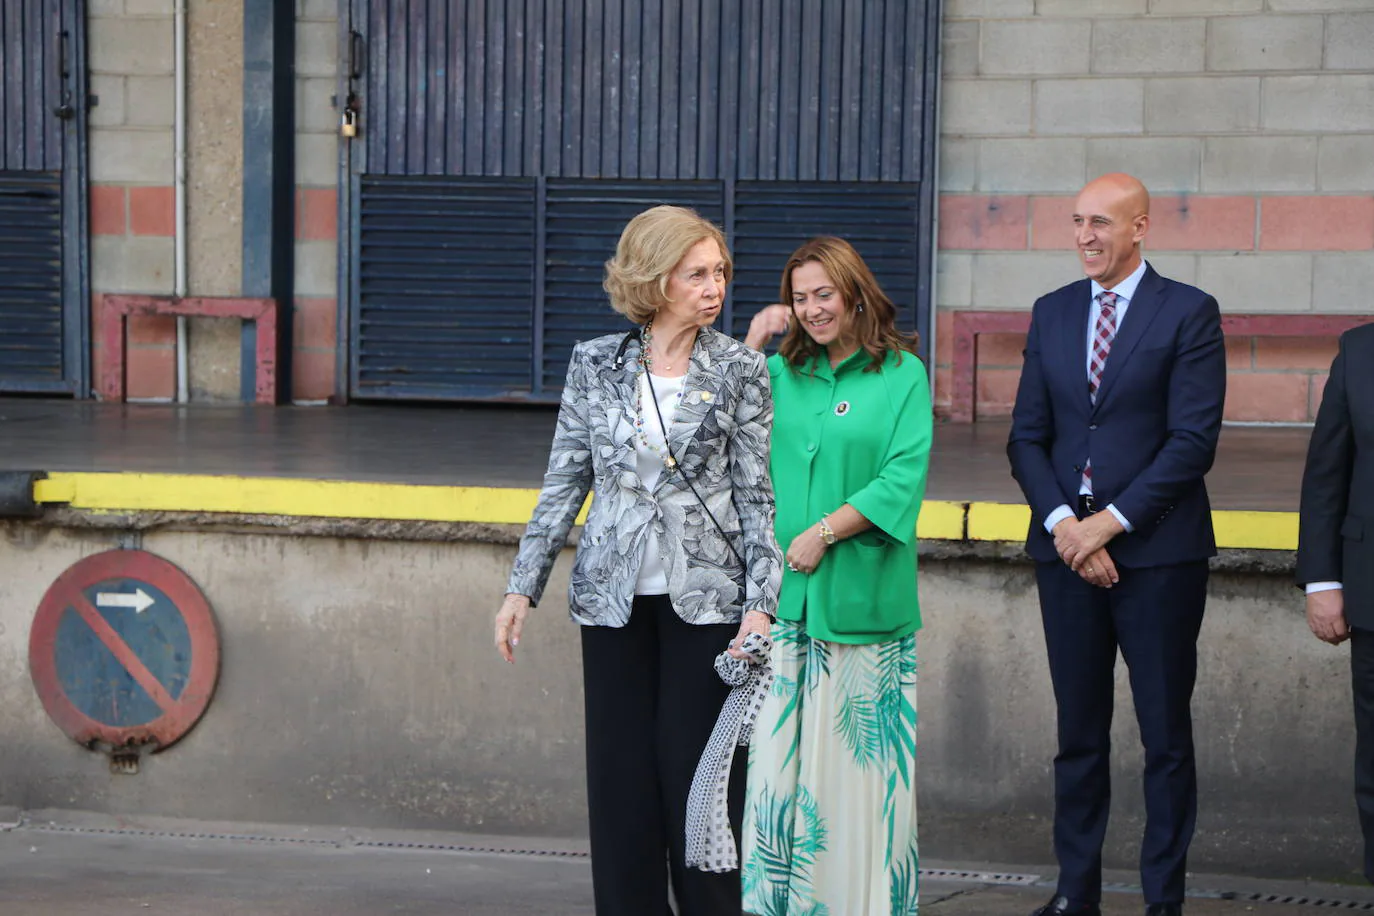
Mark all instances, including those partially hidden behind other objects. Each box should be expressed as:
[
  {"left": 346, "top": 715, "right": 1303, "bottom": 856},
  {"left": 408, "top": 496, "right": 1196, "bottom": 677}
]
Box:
[
  {"left": 344, "top": 0, "right": 939, "bottom": 401},
  {"left": 0, "top": 0, "right": 89, "bottom": 394}
]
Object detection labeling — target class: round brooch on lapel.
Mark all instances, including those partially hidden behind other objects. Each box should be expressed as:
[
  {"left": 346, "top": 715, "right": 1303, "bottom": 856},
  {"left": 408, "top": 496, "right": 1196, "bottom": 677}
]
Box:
[
  {"left": 834, "top": 401, "right": 851, "bottom": 417},
  {"left": 700, "top": 391, "right": 713, "bottom": 403}
]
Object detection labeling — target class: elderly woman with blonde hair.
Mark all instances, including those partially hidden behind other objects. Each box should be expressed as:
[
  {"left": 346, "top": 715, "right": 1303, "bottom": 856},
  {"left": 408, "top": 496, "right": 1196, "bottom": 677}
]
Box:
[{"left": 495, "top": 205, "right": 782, "bottom": 915}]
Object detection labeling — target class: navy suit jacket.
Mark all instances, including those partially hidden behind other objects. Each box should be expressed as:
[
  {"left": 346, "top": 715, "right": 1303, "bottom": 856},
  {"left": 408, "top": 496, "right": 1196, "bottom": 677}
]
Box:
[
  {"left": 1296, "top": 324, "right": 1374, "bottom": 629},
  {"left": 1007, "top": 264, "right": 1227, "bottom": 568}
]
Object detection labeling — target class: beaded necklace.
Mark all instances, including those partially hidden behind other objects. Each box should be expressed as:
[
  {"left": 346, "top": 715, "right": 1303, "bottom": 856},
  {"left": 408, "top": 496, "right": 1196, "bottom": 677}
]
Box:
[{"left": 636, "top": 320, "right": 687, "bottom": 470}]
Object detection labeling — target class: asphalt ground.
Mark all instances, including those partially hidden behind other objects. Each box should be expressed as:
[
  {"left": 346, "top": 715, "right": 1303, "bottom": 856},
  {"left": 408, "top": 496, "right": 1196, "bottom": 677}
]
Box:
[{"left": 2, "top": 811, "right": 1372, "bottom": 916}]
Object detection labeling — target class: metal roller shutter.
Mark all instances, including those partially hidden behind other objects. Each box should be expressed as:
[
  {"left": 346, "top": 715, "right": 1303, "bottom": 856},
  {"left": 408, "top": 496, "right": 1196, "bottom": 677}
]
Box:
[
  {"left": 344, "top": 0, "right": 939, "bottom": 402},
  {"left": 354, "top": 175, "right": 537, "bottom": 399},
  {"left": 0, "top": 172, "right": 63, "bottom": 385},
  {"left": 0, "top": 0, "right": 87, "bottom": 394},
  {"left": 730, "top": 182, "right": 921, "bottom": 341}
]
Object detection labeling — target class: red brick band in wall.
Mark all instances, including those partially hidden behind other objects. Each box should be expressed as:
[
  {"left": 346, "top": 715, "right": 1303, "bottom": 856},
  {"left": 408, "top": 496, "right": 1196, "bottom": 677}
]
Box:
[{"left": 949, "top": 310, "right": 1374, "bottom": 423}]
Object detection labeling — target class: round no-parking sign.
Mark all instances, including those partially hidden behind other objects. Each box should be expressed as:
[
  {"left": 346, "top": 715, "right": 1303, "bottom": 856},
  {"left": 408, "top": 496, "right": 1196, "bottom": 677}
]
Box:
[{"left": 29, "top": 549, "right": 220, "bottom": 751}]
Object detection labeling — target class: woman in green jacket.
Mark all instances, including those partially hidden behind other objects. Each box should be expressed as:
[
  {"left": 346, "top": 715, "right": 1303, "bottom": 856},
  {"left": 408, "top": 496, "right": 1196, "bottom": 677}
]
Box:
[{"left": 740, "top": 236, "right": 933, "bottom": 916}]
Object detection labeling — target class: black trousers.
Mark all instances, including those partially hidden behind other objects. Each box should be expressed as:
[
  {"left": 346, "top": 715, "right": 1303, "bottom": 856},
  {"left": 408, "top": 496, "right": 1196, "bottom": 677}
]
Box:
[
  {"left": 1351, "top": 627, "right": 1374, "bottom": 882},
  {"left": 1036, "top": 559, "right": 1208, "bottom": 906},
  {"left": 580, "top": 594, "right": 745, "bottom": 916}
]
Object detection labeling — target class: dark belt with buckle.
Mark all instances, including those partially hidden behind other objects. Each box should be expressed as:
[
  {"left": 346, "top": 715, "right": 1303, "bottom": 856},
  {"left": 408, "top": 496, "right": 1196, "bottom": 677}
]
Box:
[{"left": 1078, "top": 494, "right": 1100, "bottom": 517}]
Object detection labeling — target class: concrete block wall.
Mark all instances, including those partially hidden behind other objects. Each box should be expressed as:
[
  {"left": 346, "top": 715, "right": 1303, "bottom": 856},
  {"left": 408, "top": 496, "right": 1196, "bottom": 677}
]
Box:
[
  {"left": 85, "top": 3, "right": 342, "bottom": 404},
  {"left": 936, "top": 0, "right": 1374, "bottom": 422},
  {"left": 293, "top": 2, "right": 341, "bottom": 403},
  {"left": 88, "top": 4, "right": 177, "bottom": 401}
]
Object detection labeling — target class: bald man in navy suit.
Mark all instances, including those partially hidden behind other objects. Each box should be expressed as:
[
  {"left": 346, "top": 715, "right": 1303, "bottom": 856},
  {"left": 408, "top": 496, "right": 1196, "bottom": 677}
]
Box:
[{"left": 1008, "top": 173, "right": 1227, "bottom": 916}]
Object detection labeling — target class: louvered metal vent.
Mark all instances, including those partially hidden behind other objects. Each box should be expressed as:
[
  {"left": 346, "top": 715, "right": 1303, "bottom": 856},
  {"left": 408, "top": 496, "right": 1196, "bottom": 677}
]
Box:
[
  {"left": 354, "top": 176, "right": 537, "bottom": 398},
  {"left": 730, "top": 182, "right": 920, "bottom": 342},
  {"left": 0, "top": 172, "right": 63, "bottom": 385}
]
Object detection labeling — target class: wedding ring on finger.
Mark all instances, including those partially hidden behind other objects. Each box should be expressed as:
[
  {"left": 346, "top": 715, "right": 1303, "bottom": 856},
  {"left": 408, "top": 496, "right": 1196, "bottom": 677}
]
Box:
[{"left": 787, "top": 561, "right": 799, "bottom": 572}]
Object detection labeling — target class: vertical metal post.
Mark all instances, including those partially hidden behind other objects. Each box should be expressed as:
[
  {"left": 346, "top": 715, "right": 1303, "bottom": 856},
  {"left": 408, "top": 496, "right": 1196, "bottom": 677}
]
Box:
[
  {"left": 334, "top": 0, "right": 362, "bottom": 404},
  {"left": 915, "top": 0, "right": 942, "bottom": 369},
  {"left": 61, "top": 0, "right": 91, "bottom": 396},
  {"left": 241, "top": 0, "right": 296, "bottom": 403}
]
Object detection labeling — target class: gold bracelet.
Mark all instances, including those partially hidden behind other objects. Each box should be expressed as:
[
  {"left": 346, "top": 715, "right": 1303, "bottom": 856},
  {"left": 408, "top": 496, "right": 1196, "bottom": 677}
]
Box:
[{"left": 817, "top": 516, "right": 837, "bottom": 545}]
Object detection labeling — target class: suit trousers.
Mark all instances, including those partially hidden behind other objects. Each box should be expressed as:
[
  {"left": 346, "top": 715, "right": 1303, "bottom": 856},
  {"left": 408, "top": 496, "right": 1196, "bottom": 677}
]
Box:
[
  {"left": 580, "top": 594, "right": 745, "bottom": 916},
  {"left": 1036, "top": 559, "right": 1208, "bottom": 906},
  {"left": 1351, "top": 627, "right": 1374, "bottom": 882}
]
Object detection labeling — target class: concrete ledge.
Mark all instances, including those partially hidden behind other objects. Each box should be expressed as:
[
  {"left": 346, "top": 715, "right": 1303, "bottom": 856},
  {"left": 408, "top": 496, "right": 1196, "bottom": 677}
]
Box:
[
  {"left": 33, "top": 508, "right": 530, "bottom": 545},
  {"left": 13, "top": 509, "right": 1299, "bottom": 576},
  {"left": 31, "top": 472, "right": 1298, "bottom": 552}
]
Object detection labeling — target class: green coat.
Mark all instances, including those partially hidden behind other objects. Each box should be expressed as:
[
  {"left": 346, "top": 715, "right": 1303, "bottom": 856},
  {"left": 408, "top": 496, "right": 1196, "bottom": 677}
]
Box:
[{"left": 767, "top": 348, "right": 933, "bottom": 644}]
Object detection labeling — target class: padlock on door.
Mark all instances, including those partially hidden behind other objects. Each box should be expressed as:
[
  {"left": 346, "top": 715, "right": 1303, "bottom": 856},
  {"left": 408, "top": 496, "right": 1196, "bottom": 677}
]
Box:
[{"left": 341, "top": 109, "right": 358, "bottom": 138}]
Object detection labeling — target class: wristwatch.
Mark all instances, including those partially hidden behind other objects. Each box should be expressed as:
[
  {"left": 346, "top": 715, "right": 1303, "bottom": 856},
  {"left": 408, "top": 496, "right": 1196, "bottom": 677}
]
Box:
[{"left": 817, "top": 516, "right": 837, "bottom": 545}]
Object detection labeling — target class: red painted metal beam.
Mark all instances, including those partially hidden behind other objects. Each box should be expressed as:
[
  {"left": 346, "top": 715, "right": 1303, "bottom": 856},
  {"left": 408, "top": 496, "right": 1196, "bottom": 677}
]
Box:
[
  {"left": 951, "top": 311, "right": 1030, "bottom": 423},
  {"left": 98, "top": 295, "right": 278, "bottom": 404}
]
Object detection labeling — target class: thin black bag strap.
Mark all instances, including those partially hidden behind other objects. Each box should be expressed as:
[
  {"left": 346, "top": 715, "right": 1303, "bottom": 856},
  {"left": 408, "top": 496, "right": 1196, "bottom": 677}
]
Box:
[{"left": 643, "top": 369, "right": 746, "bottom": 568}]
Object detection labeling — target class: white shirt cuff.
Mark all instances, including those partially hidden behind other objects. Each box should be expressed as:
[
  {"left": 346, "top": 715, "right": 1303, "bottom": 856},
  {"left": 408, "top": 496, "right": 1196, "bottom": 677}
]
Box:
[
  {"left": 1044, "top": 504, "right": 1075, "bottom": 534},
  {"left": 1306, "top": 581, "right": 1343, "bottom": 594},
  {"left": 1106, "top": 504, "right": 1133, "bottom": 533}
]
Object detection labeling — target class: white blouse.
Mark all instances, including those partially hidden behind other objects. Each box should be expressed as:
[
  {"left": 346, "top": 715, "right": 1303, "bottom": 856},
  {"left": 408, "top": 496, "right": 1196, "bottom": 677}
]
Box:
[{"left": 633, "top": 371, "right": 685, "bottom": 595}]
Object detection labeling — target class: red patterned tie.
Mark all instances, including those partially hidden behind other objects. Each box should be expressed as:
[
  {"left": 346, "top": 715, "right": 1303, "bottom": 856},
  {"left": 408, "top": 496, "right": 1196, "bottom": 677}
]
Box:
[
  {"left": 1082, "top": 291, "right": 1119, "bottom": 491},
  {"left": 1089, "top": 291, "right": 1118, "bottom": 404}
]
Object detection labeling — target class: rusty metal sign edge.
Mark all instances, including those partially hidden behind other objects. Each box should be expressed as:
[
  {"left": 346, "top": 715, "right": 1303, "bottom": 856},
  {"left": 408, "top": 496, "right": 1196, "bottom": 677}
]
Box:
[{"left": 28, "top": 549, "right": 221, "bottom": 753}]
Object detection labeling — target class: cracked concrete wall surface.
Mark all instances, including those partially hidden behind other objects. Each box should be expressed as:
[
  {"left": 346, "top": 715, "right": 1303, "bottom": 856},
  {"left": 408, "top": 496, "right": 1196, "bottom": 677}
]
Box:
[{"left": 0, "top": 523, "right": 1353, "bottom": 878}]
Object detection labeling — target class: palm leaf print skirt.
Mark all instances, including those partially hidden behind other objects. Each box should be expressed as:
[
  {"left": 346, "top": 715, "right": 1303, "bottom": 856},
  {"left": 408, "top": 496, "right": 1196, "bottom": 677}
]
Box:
[{"left": 742, "top": 622, "right": 920, "bottom": 916}]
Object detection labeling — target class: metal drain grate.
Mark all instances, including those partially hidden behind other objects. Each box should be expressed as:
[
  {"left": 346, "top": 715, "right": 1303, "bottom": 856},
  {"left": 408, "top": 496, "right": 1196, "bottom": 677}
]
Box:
[
  {"left": 918, "top": 868, "right": 1042, "bottom": 886},
  {"left": 354, "top": 840, "right": 589, "bottom": 858},
  {"left": 25, "top": 823, "right": 341, "bottom": 848},
  {"left": 21, "top": 823, "right": 590, "bottom": 858},
  {"left": 1225, "top": 892, "right": 1374, "bottom": 910}
]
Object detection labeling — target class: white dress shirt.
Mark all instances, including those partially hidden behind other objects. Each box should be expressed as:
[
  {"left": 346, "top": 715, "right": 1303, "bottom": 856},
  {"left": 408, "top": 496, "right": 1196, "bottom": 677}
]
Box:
[{"left": 1043, "top": 259, "right": 1149, "bottom": 536}]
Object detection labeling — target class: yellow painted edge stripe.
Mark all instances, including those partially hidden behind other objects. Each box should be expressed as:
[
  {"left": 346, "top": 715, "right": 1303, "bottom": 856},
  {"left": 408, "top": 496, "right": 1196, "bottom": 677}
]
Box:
[
  {"left": 967, "top": 502, "right": 1032, "bottom": 541},
  {"left": 966, "top": 500, "right": 1299, "bottom": 552},
  {"left": 916, "top": 500, "right": 964, "bottom": 541},
  {"left": 34, "top": 472, "right": 589, "bottom": 525},
  {"left": 1211, "top": 509, "right": 1298, "bottom": 551},
  {"left": 30, "top": 474, "right": 1299, "bottom": 551}
]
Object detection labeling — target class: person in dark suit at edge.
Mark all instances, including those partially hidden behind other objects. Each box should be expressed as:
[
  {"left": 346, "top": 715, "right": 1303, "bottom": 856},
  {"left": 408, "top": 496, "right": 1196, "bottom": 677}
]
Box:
[
  {"left": 1007, "top": 172, "right": 1228, "bottom": 916},
  {"left": 1296, "top": 322, "right": 1374, "bottom": 884}
]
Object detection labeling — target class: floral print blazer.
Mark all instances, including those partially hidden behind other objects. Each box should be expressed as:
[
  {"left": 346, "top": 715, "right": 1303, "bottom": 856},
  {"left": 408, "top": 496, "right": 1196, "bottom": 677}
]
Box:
[{"left": 507, "top": 326, "right": 782, "bottom": 628}]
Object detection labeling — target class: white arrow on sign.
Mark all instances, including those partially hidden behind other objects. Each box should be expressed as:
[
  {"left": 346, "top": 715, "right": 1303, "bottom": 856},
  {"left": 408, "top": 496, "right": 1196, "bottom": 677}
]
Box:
[{"left": 96, "top": 588, "right": 154, "bottom": 614}]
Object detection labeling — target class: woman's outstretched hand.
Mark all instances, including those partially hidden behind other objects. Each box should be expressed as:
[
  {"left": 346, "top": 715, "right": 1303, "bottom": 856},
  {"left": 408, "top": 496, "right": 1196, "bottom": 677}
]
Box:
[
  {"left": 744, "top": 304, "right": 791, "bottom": 351},
  {"left": 495, "top": 593, "right": 532, "bottom": 664}
]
